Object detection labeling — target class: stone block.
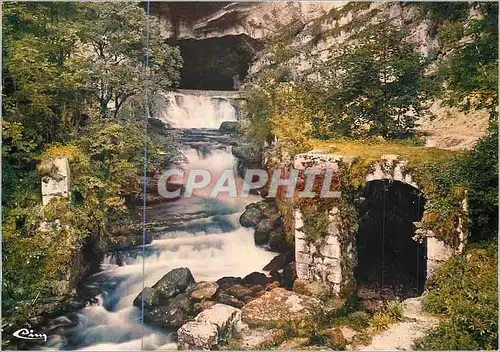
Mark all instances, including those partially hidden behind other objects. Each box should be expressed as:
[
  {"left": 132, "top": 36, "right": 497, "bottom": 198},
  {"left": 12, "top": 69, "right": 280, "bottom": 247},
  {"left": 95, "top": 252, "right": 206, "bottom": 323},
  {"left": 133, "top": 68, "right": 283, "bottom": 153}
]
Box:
[
  {"left": 41, "top": 158, "right": 70, "bottom": 206},
  {"left": 320, "top": 242, "right": 340, "bottom": 259},
  {"left": 295, "top": 262, "right": 311, "bottom": 280},
  {"left": 427, "top": 237, "right": 454, "bottom": 261},
  {"left": 177, "top": 321, "right": 218, "bottom": 350},
  {"left": 177, "top": 304, "right": 241, "bottom": 350}
]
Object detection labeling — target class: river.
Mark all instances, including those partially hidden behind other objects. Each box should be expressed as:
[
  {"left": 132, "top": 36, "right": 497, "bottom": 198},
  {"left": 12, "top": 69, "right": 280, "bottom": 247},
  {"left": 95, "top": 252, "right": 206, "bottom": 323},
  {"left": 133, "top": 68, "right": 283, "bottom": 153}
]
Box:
[{"left": 44, "top": 91, "right": 274, "bottom": 350}]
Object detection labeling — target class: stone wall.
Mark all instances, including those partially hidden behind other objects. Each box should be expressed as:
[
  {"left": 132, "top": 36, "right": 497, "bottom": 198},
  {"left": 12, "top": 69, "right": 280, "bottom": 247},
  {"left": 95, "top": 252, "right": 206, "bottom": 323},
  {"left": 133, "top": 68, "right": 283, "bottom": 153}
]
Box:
[
  {"left": 292, "top": 151, "right": 466, "bottom": 296},
  {"left": 295, "top": 208, "right": 343, "bottom": 294}
]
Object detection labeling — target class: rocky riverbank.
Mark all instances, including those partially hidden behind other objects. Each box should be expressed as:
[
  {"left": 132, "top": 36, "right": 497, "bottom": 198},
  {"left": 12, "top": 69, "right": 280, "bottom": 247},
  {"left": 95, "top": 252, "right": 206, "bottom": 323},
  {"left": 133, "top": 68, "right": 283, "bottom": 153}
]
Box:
[{"left": 134, "top": 267, "right": 328, "bottom": 350}]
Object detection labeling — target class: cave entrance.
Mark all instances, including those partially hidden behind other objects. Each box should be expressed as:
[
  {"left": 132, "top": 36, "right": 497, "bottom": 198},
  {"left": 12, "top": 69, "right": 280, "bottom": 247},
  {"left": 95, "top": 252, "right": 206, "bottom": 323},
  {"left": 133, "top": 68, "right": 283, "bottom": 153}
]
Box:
[
  {"left": 169, "top": 34, "right": 263, "bottom": 90},
  {"left": 355, "top": 180, "right": 427, "bottom": 298}
]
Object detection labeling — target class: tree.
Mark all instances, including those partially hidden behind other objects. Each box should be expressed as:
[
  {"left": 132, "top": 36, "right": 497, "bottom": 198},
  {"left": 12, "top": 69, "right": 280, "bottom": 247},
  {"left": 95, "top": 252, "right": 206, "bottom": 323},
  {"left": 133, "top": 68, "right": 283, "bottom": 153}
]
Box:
[
  {"left": 74, "top": 3, "right": 182, "bottom": 118},
  {"left": 325, "top": 24, "right": 431, "bottom": 139},
  {"left": 434, "top": 3, "right": 498, "bottom": 116}
]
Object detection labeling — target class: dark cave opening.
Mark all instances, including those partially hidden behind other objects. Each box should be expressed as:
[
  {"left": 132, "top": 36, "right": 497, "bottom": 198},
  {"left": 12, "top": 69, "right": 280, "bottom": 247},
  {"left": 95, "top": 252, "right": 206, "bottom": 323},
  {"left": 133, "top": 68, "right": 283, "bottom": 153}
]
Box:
[
  {"left": 169, "top": 34, "right": 262, "bottom": 90},
  {"left": 355, "top": 180, "right": 427, "bottom": 298}
]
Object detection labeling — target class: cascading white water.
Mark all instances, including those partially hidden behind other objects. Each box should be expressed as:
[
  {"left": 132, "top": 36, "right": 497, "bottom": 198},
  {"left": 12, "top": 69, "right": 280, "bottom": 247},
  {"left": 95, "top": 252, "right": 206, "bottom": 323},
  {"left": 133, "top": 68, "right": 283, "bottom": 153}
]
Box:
[
  {"left": 47, "top": 92, "right": 274, "bottom": 350},
  {"left": 160, "top": 92, "right": 237, "bottom": 129}
]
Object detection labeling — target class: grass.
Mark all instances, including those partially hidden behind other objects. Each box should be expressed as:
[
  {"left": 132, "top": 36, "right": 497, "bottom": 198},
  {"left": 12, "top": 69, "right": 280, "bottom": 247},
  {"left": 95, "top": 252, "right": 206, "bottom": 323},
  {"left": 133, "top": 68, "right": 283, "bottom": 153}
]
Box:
[{"left": 309, "top": 138, "right": 460, "bottom": 168}]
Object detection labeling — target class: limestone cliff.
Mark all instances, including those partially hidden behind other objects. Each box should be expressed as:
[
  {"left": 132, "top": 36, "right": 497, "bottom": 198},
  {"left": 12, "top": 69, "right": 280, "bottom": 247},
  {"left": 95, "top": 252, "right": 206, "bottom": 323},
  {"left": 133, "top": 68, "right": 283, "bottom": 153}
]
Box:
[{"left": 151, "top": 1, "right": 490, "bottom": 149}]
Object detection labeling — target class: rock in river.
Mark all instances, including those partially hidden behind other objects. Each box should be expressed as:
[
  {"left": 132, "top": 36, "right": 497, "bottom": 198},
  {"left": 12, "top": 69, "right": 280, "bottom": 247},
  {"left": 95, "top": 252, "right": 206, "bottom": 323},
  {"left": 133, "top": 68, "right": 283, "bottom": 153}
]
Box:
[
  {"left": 190, "top": 282, "right": 219, "bottom": 302},
  {"left": 239, "top": 208, "right": 265, "bottom": 228},
  {"left": 152, "top": 267, "right": 195, "bottom": 299},
  {"left": 144, "top": 292, "right": 194, "bottom": 329}
]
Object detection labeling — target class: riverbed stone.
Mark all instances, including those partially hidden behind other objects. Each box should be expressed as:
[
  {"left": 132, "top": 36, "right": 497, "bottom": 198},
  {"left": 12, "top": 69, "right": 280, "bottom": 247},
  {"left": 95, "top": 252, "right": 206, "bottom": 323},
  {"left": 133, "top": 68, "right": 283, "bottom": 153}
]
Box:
[
  {"left": 196, "top": 303, "right": 242, "bottom": 333},
  {"left": 216, "top": 276, "right": 244, "bottom": 290},
  {"left": 243, "top": 272, "right": 268, "bottom": 286},
  {"left": 152, "top": 267, "right": 195, "bottom": 299},
  {"left": 240, "top": 208, "right": 265, "bottom": 227},
  {"left": 133, "top": 286, "right": 161, "bottom": 309},
  {"left": 145, "top": 292, "right": 194, "bottom": 329},
  {"left": 263, "top": 251, "right": 295, "bottom": 271},
  {"left": 190, "top": 281, "right": 219, "bottom": 301},
  {"left": 219, "top": 121, "right": 241, "bottom": 133},
  {"left": 241, "top": 288, "right": 322, "bottom": 328},
  {"left": 177, "top": 321, "right": 218, "bottom": 350},
  {"left": 178, "top": 304, "right": 242, "bottom": 350},
  {"left": 225, "top": 284, "right": 254, "bottom": 300},
  {"left": 215, "top": 291, "right": 245, "bottom": 309}
]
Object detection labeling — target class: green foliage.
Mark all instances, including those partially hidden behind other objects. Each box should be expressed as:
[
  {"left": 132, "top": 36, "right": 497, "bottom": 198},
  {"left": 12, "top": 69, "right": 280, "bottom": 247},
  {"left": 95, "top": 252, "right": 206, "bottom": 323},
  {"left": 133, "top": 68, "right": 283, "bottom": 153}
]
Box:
[
  {"left": 325, "top": 23, "right": 433, "bottom": 139},
  {"left": 242, "top": 69, "right": 318, "bottom": 155},
  {"left": 435, "top": 3, "right": 498, "bottom": 115},
  {"left": 368, "top": 300, "right": 404, "bottom": 332},
  {"left": 346, "top": 311, "right": 370, "bottom": 330},
  {"left": 458, "top": 122, "right": 498, "bottom": 240},
  {"left": 369, "top": 311, "right": 394, "bottom": 332},
  {"left": 1, "top": 2, "right": 184, "bottom": 331},
  {"left": 301, "top": 207, "right": 330, "bottom": 244},
  {"left": 332, "top": 311, "right": 370, "bottom": 331},
  {"left": 415, "top": 240, "right": 498, "bottom": 350},
  {"left": 74, "top": 2, "right": 182, "bottom": 118},
  {"left": 385, "top": 300, "right": 404, "bottom": 322},
  {"left": 414, "top": 122, "right": 498, "bottom": 245}
]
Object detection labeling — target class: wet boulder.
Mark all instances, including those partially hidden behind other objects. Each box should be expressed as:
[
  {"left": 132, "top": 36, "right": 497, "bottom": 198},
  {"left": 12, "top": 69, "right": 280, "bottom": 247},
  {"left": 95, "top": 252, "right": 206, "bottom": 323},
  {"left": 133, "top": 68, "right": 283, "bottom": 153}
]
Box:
[
  {"left": 263, "top": 251, "right": 295, "bottom": 271},
  {"left": 133, "top": 287, "right": 162, "bottom": 309},
  {"left": 216, "top": 276, "right": 244, "bottom": 290},
  {"left": 255, "top": 216, "right": 281, "bottom": 233},
  {"left": 241, "top": 200, "right": 290, "bottom": 253},
  {"left": 281, "top": 262, "right": 297, "bottom": 289},
  {"left": 152, "top": 267, "right": 195, "bottom": 299},
  {"left": 253, "top": 200, "right": 280, "bottom": 218},
  {"left": 239, "top": 208, "right": 265, "bottom": 228},
  {"left": 219, "top": 121, "right": 241, "bottom": 133},
  {"left": 231, "top": 144, "right": 261, "bottom": 164},
  {"left": 268, "top": 230, "right": 292, "bottom": 252},
  {"left": 253, "top": 231, "right": 270, "bottom": 246},
  {"left": 191, "top": 282, "right": 219, "bottom": 302},
  {"left": 243, "top": 272, "right": 268, "bottom": 287},
  {"left": 269, "top": 270, "right": 282, "bottom": 284},
  {"left": 144, "top": 292, "right": 194, "bottom": 329}
]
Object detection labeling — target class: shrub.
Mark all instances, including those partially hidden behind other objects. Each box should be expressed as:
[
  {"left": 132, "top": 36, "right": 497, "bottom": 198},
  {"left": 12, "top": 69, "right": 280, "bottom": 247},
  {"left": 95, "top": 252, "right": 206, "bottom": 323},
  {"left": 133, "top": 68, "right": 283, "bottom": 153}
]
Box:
[
  {"left": 385, "top": 300, "right": 404, "bottom": 322},
  {"left": 414, "top": 239, "right": 498, "bottom": 350},
  {"left": 370, "top": 312, "right": 394, "bottom": 332},
  {"left": 346, "top": 311, "right": 370, "bottom": 330}
]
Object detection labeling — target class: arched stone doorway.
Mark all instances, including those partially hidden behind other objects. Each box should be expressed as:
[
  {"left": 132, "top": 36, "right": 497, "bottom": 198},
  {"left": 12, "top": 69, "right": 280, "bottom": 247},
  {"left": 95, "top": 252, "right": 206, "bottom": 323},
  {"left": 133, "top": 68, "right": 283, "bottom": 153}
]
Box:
[{"left": 355, "top": 180, "right": 427, "bottom": 297}]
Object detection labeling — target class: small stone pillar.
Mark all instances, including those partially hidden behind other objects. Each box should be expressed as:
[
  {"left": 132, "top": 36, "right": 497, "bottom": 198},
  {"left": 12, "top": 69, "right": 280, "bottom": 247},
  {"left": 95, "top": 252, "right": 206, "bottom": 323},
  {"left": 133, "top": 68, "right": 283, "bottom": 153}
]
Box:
[{"left": 41, "top": 158, "right": 70, "bottom": 206}]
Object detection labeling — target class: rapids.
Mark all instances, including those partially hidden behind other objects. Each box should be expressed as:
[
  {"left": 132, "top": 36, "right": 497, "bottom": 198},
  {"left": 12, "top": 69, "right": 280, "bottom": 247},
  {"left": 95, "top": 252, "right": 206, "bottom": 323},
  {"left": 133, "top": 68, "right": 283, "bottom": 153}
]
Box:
[{"left": 43, "top": 92, "right": 273, "bottom": 350}]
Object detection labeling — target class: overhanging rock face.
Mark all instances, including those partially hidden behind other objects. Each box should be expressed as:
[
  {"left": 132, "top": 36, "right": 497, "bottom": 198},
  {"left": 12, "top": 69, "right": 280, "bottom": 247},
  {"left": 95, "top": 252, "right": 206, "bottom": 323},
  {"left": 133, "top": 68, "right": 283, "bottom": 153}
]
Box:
[{"left": 291, "top": 150, "right": 466, "bottom": 296}]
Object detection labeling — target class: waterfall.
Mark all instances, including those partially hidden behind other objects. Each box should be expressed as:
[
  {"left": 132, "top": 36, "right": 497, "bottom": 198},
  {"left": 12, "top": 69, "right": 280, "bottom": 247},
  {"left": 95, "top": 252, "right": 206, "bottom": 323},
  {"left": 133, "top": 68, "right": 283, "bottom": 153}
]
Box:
[
  {"left": 160, "top": 92, "right": 237, "bottom": 129},
  {"left": 44, "top": 92, "right": 274, "bottom": 350}
]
